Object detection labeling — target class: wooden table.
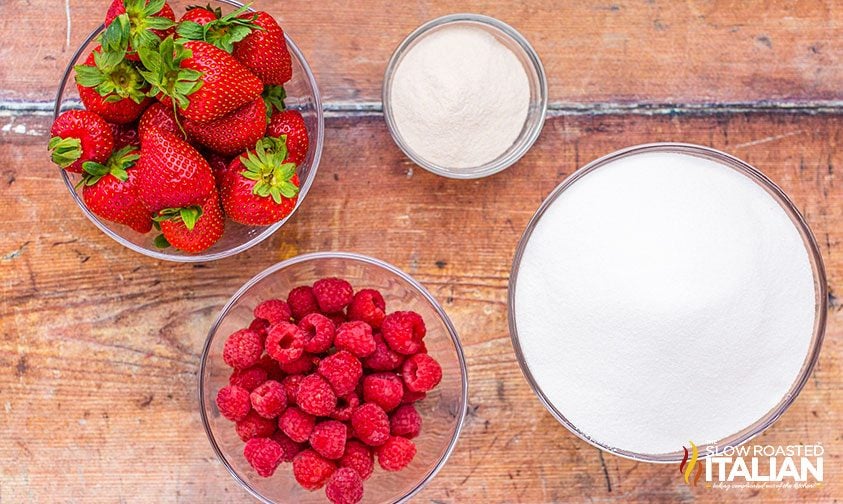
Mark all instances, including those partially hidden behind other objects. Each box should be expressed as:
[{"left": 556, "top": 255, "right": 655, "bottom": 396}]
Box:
[{"left": 1, "top": 1, "right": 840, "bottom": 502}]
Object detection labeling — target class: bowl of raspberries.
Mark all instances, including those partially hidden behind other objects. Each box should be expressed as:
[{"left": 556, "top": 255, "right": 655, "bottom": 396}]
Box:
[
  {"left": 200, "top": 252, "right": 468, "bottom": 503},
  {"left": 50, "top": 0, "right": 323, "bottom": 261}
]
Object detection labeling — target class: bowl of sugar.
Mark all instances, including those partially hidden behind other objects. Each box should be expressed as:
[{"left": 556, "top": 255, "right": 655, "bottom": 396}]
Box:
[
  {"left": 383, "top": 14, "right": 547, "bottom": 179},
  {"left": 509, "top": 143, "right": 827, "bottom": 462}
]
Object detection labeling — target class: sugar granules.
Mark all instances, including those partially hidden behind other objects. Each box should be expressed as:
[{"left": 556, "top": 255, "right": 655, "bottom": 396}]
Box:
[{"left": 514, "top": 151, "right": 817, "bottom": 455}]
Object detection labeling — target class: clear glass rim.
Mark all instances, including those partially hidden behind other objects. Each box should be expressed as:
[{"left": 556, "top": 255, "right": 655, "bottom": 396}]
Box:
[
  {"left": 507, "top": 142, "right": 829, "bottom": 463},
  {"left": 382, "top": 13, "right": 548, "bottom": 180},
  {"left": 198, "top": 252, "right": 470, "bottom": 502},
  {"left": 52, "top": 0, "right": 325, "bottom": 263}
]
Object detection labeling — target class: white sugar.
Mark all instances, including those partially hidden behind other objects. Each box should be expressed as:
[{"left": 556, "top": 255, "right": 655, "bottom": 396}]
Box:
[{"left": 514, "top": 151, "right": 816, "bottom": 455}]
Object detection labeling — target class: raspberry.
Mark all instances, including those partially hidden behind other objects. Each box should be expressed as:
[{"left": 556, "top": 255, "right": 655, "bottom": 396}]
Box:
[
  {"left": 254, "top": 299, "right": 292, "bottom": 325},
  {"left": 243, "top": 437, "right": 284, "bottom": 477},
  {"left": 271, "top": 431, "right": 306, "bottom": 463},
  {"left": 278, "top": 406, "right": 316, "bottom": 443},
  {"left": 401, "top": 386, "right": 426, "bottom": 405},
  {"left": 280, "top": 354, "right": 316, "bottom": 374},
  {"left": 250, "top": 380, "right": 287, "bottom": 419},
  {"left": 347, "top": 289, "right": 386, "bottom": 329},
  {"left": 381, "top": 311, "right": 426, "bottom": 355},
  {"left": 312, "top": 278, "right": 354, "bottom": 313},
  {"left": 236, "top": 411, "right": 277, "bottom": 441},
  {"left": 402, "top": 353, "right": 442, "bottom": 392},
  {"left": 390, "top": 404, "right": 422, "bottom": 439},
  {"left": 334, "top": 321, "right": 376, "bottom": 358},
  {"left": 376, "top": 436, "right": 416, "bottom": 472},
  {"left": 293, "top": 449, "right": 336, "bottom": 491},
  {"left": 229, "top": 366, "right": 268, "bottom": 392},
  {"left": 249, "top": 318, "right": 270, "bottom": 340},
  {"left": 287, "top": 285, "right": 319, "bottom": 320},
  {"left": 298, "top": 313, "right": 335, "bottom": 353},
  {"left": 318, "top": 351, "right": 363, "bottom": 396},
  {"left": 310, "top": 420, "right": 348, "bottom": 460},
  {"left": 255, "top": 354, "right": 284, "bottom": 382},
  {"left": 350, "top": 403, "right": 390, "bottom": 447},
  {"left": 331, "top": 392, "right": 360, "bottom": 422},
  {"left": 265, "top": 322, "right": 305, "bottom": 364},
  {"left": 326, "top": 312, "right": 348, "bottom": 326},
  {"left": 363, "top": 333, "right": 405, "bottom": 371},
  {"left": 223, "top": 329, "right": 263, "bottom": 369},
  {"left": 362, "top": 373, "right": 404, "bottom": 412},
  {"left": 216, "top": 385, "right": 251, "bottom": 421},
  {"left": 325, "top": 467, "right": 364, "bottom": 504},
  {"left": 339, "top": 440, "right": 374, "bottom": 480},
  {"left": 282, "top": 374, "right": 305, "bottom": 405},
  {"left": 297, "top": 374, "right": 337, "bottom": 416}
]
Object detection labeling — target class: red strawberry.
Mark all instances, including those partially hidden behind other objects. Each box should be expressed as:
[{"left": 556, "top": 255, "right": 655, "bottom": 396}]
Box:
[
  {"left": 134, "top": 127, "right": 216, "bottom": 213},
  {"left": 233, "top": 12, "right": 293, "bottom": 85},
  {"left": 176, "top": 4, "right": 259, "bottom": 52},
  {"left": 158, "top": 195, "right": 224, "bottom": 253},
  {"left": 105, "top": 0, "right": 176, "bottom": 61},
  {"left": 139, "top": 37, "right": 263, "bottom": 123},
  {"left": 137, "top": 102, "right": 182, "bottom": 140},
  {"left": 109, "top": 123, "right": 140, "bottom": 150},
  {"left": 81, "top": 146, "right": 152, "bottom": 233},
  {"left": 220, "top": 137, "right": 300, "bottom": 226},
  {"left": 184, "top": 97, "right": 267, "bottom": 156},
  {"left": 49, "top": 110, "right": 114, "bottom": 173},
  {"left": 74, "top": 46, "right": 153, "bottom": 124},
  {"left": 268, "top": 110, "right": 309, "bottom": 165},
  {"left": 205, "top": 151, "right": 232, "bottom": 188}
]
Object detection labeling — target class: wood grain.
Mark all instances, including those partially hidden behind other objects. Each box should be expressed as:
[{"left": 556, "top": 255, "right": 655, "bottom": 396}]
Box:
[
  {"left": 1, "top": 0, "right": 842, "bottom": 105},
  {"left": 1, "top": 112, "right": 840, "bottom": 502}
]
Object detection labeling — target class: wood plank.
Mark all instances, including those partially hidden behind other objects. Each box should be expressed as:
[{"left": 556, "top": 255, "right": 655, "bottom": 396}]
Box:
[
  {"left": 1, "top": 0, "right": 842, "bottom": 105},
  {"left": 1, "top": 111, "right": 840, "bottom": 502}
]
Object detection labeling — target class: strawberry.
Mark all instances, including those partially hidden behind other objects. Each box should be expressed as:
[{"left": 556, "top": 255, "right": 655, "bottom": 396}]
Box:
[
  {"left": 139, "top": 37, "right": 263, "bottom": 123},
  {"left": 49, "top": 110, "right": 114, "bottom": 173},
  {"left": 109, "top": 123, "right": 140, "bottom": 150},
  {"left": 232, "top": 12, "right": 293, "bottom": 85},
  {"left": 81, "top": 146, "right": 152, "bottom": 233},
  {"left": 105, "top": 0, "right": 175, "bottom": 61},
  {"left": 157, "top": 195, "right": 224, "bottom": 253},
  {"left": 184, "top": 97, "right": 267, "bottom": 156},
  {"left": 134, "top": 127, "right": 216, "bottom": 214},
  {"left": 268, "top": 110, "right": 309, "bottom": 165},
  {"left": 205, "top": 151, "right": 231, "bottom": 188},
  {"left": 75, "top": 46, "right": 153, "bottom": 124},
  {"left": 220, "top": 137, "right": 300, "bottom": 226},
  {"left": 176, "top": 4, "right": 259, "bottom": 52},
  {"left": 137, "top": 101, "right": 183, "bottom": 141}
]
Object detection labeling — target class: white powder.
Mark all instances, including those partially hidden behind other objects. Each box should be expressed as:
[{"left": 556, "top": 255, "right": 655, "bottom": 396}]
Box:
[
  {"left": 389, "top": 25, "right": 531, "bottom": 170},
  {"left": 513, "top": 151, "right": 817, "bottom": 456}
]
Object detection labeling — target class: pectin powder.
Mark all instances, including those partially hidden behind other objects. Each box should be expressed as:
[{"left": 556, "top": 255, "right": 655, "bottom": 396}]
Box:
[
  {"left": 513, "top": 150, "right": 817, "bottom": 455},
  {"left": 389, "top": 25, "right": 530, "bottom": 170}
]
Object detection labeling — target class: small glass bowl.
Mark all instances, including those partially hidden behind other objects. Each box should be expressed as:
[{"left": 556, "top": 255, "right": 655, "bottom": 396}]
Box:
[
  {"left": 200, "top": 252, "right": 468, "bottom": 503},
  {"left": 508, "top": 143, "right": 828, "bottom": 463},
  {"left": 383, "top": 13, "right": 548, "bottom": 179},
  {"left": 53, "top": 0, "right": 324, "bottom": 262}
]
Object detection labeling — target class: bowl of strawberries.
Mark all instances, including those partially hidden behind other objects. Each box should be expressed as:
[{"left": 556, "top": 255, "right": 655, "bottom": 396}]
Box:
[
  {"left": 199, "top": 252, "right": 468, "bottom": 503},
  {"left": 51, "top": 0, "right": 323, "bottom": 261}
]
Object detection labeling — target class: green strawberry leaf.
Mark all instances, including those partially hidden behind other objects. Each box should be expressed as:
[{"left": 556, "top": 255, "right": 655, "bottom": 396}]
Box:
[
  {"left": 180, "top": 206, "right": 201, "bottom": 231},
  {"left": 138, "top": 36, "right": 202, "bottom": 116},
  {"left": 176, "top": 21, "right": 206, "bottom": 41},
  {"left": 48, "top": 136, "right": 82, "bottom": 168},
  {"left": 263, "top": 85, "right": 286, "bottom": 120},
  {"left": 154, "top": 234, "right": 171, "bottom": 249},
  {"left": 74, "top": 64, "right": 106, "bottom": 88}
]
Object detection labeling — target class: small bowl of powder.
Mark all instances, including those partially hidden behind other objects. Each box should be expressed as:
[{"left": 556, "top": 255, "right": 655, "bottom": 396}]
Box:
[{"left": 383, "top": 14, "right": 548, "bottom": 179}]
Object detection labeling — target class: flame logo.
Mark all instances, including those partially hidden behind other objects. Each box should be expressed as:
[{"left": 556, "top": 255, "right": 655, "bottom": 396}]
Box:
[{"left": 679, "top": 441, "right": 703, "bottom": 486}]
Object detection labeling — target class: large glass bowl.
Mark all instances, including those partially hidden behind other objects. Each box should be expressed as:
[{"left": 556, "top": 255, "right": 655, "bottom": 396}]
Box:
[
  {"left": 53, "top": 0, "right": 324, "bottom": 262},
  {"left": 508, "top": 143, "right": 828, "bottom": 463},
  {"left": 200, "top": 252, "right": 468, "bottom": 502}
]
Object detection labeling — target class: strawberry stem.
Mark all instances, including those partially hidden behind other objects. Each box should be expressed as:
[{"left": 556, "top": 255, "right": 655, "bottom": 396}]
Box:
[
  {"left": 175, "top": 3, "right": 261, "bottom": 53},
  {"left": 137, "top": 36, "right": 203, "bottom": 114},
  {"left": 49, "top": 136, "right": 82, "bottom": 168},
  {"left": 238, "top": 137, "right": 300, "bottom": 204}
]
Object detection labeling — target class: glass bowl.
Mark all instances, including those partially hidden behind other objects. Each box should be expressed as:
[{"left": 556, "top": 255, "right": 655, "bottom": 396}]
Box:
[
  {"left": 52, "top": 0, "right": 324, "bottom": 262},
  {"left": 200, "top": 252, "right": 468, "bottom": 502},
  {"left": 382, "top": 13, "right": 548, "bottom": 179},
  {"left": 508, "top": 143, "right": 828, "bottom": 463}
]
